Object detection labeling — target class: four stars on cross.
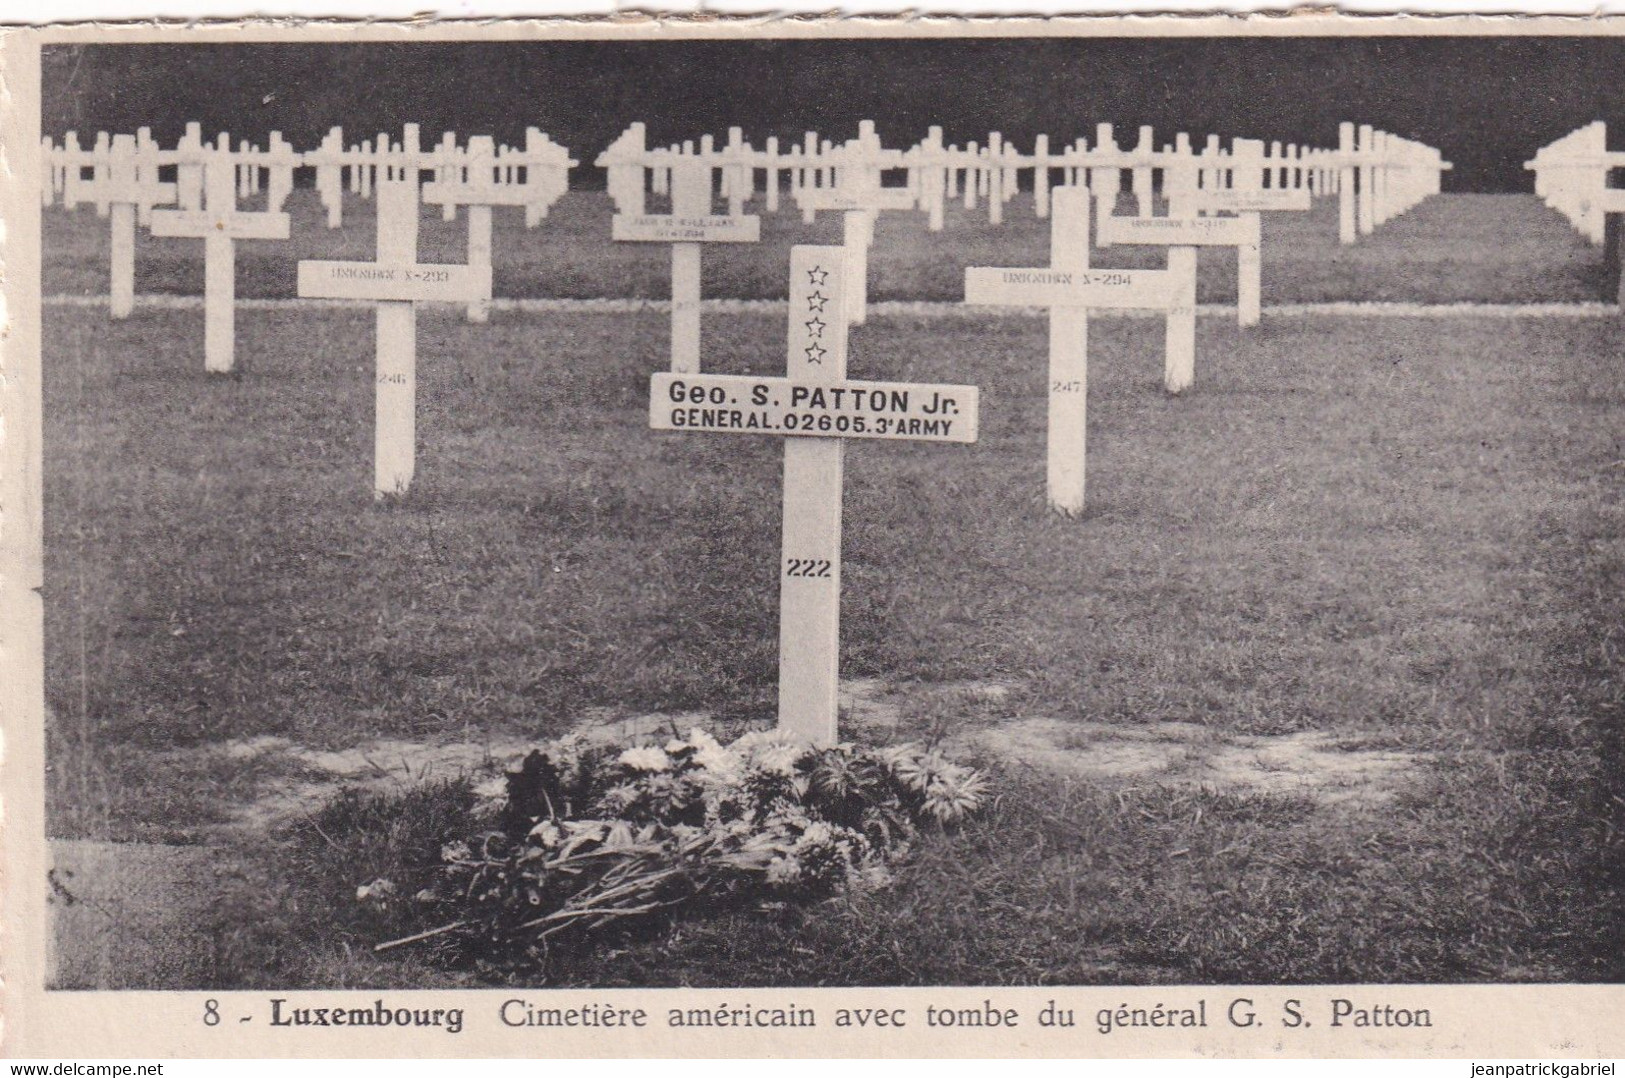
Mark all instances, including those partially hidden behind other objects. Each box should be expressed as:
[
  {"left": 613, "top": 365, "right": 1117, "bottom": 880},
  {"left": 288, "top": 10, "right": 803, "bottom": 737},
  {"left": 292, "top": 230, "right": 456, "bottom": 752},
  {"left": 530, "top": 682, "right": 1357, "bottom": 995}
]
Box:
[{"left": 804, "top": 264, "right": 831, "bottom": 361}]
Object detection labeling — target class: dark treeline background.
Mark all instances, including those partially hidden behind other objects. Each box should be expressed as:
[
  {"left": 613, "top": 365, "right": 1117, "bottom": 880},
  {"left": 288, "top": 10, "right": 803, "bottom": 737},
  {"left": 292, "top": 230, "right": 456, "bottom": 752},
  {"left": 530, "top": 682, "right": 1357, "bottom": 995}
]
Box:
[{"left": 40, "top": 37, "right": 1625, "bottom": 192}]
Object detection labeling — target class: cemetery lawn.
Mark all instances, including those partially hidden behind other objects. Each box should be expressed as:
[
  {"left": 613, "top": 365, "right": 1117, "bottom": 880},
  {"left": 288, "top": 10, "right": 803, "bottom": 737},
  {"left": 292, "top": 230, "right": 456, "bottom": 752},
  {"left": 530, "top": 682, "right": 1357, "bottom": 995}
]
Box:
[{"left": 43, "top": 293, "right": 1624, "bottom": 987}]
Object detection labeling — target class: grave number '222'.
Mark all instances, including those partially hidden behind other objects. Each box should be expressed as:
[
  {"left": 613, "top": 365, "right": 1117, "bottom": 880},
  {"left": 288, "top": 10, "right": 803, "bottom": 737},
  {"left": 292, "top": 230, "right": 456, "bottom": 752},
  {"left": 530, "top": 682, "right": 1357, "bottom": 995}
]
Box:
[{"left": 785, "top": 558, "right": 834, "bottom": 578}]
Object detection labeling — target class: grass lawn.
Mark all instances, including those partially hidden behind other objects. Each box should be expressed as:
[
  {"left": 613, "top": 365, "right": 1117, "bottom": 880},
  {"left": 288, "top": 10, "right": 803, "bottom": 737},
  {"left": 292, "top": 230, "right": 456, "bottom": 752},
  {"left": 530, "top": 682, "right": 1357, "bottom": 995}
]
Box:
[{"left": 38, "top": 191, "right": 1625, "bottom": 987}]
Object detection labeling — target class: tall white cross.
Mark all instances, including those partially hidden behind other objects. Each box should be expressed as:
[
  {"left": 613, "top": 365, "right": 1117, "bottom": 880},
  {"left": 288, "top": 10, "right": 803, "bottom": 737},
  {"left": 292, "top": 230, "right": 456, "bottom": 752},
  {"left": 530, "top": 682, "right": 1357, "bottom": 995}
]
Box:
[
  {"left": 964, "top": 185, "right": 1195, "bottom": 517},
  {"left": 296, "top": 173, "right": 492, "bottom": 498},
  {"left": 650, "top": 246, "right": 979, "bottom": 744},
  {"left": 612, "top": 157, "right": 760, "bottom": 373},
  {"left": 149, "top": 142, "right": 290, "bottom": 373},
  {"left": 82, "top": 131, "right": 176, "bottom": 320}
]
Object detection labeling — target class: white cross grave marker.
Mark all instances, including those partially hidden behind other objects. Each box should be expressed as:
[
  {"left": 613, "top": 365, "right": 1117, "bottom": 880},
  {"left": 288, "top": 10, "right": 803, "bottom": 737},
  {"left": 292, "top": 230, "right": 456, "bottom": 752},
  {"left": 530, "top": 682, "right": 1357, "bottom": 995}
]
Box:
[
  {"left": 92, "top": 132, "right": 177, "bottom": 319},
  {"left": 1098, "top": 211, "right": 1261, "bottom": 329},
  {"left": 963, "top": 186, "right": 1196, "bottom": 517},
  {"left": 613, "top": 157, "right": 760, "bottom": 373},
  {"left": 149, "top": 142, "right": 291, "bottom": 373},
  {"left": 296, "top": 173, "right": 492, "bottom": 498},
  {"left": 650, "top": 246, "right": 979, "bottom": 744},
  {"left": 1189, "top": 137, "right": 1312, "bottom": 326},
  {"left": 1184, "top": 186, "right": 1305, "bottom": 327}
]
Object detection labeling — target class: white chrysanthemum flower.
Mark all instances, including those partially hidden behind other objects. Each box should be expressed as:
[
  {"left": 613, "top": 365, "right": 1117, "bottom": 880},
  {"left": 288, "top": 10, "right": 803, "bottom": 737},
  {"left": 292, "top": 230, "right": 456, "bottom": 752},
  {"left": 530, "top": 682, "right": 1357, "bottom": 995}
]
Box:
[
  {"left": 696, "top": 754, "right": 743, "bottom": 785},
  {"left": 618, "top": 745, "right": 672, "bottom": 772},
  {"left": 733, "top": 728, "right": 806, "bottom": 760},
  {"left": 873, "top": 743, "right": 925, "bottom": 771},
  {"left": 892, "top": 749, "right": 950, "bottom": 794},
  {"left": 692, "top": 732, "right": 742, "bottom": 772},
  {"left": 686, "top": 728, "right": 723, "bottom": 753}
]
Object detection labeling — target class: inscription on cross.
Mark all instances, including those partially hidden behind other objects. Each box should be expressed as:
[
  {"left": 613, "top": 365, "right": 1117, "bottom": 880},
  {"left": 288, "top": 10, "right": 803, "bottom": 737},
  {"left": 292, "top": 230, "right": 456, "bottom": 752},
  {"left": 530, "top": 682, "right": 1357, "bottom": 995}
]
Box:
[
  {"left": 296, "top": 175, "right": 492, "bottom": 498},
  {"left": 964, "top": 185, "right": 1196, "bottom": 517},
  {"left": 149, "top": 143, "right": 290, "bottom": 373},
  {"left": 613, "top": 157, "right": 761, "bottom": 373},
  {"left": 650, "top": 247, "right": 978, "bottom": 744}
]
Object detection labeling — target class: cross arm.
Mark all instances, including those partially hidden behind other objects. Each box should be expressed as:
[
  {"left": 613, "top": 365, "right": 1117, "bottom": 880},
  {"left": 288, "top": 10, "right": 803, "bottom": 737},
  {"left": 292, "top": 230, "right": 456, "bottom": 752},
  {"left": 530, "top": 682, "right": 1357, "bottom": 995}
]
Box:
[
  {"left": 150, "top": 209, "right": 291, "bottom": 240},
  {"left": 1098, "top": 213, "right": 1260, "bottom": 247}
]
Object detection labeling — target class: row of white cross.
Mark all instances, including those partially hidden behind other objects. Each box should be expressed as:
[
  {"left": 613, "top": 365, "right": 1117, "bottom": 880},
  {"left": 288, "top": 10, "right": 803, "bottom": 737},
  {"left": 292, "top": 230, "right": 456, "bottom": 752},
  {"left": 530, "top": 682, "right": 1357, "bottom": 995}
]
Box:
[
  {"left": 48, "top": 122, "right": 1456, "bottom": 747},
  {"left": 49, "top": 118, "right": 1448, "bottom": 369},
  {"left": 45, "top": 122, "right": 575, "bottom": 227},
  {"left": 1526, "top": 121, "right": 1625, "bottom": 248},
  {"left": 44, "top": 122, "right": 577, "bottom": 332},
  {"left": 599, "top": 119, "right": 1450, "bottom": 243},
  {"left": 605, "top": 127, "right": 1314, "bottom": 386}
]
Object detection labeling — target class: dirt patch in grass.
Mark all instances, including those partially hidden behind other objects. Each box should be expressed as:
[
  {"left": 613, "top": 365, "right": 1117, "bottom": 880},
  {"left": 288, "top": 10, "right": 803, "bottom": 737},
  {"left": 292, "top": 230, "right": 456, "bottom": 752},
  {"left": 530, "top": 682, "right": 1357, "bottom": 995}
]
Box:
[
  {"left": 838, "top": 677, "right": 1430, "bottom": 809},
  {"left": 213, "top": 707, "right": 718, "bottom": 835},
  {"left": 967, "top": 716, "right": 1428, "bottom": 810}
]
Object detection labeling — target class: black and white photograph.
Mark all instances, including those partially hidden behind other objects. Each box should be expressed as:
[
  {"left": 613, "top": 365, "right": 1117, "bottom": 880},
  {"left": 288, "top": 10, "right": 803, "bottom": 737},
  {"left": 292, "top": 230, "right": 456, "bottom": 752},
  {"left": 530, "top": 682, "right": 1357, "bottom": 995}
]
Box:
[{"left": 4, "top": 17, "right": 1623, "bottom": 1059}]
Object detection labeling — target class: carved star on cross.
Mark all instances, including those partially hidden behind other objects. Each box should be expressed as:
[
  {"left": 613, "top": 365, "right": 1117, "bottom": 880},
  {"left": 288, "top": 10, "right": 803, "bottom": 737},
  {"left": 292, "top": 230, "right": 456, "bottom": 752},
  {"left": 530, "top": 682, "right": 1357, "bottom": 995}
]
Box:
[
  {"left": 804, "top": 316, "right": 827, "bottom": 338},
  {"left": 806, "top": 266, "right": 829, "bottom": 287},
  {"left": 806, "top": 291, "right": 830, "bottom": 313},
  {"left": 804, "top": 342, "right": 827, "bottom": 364}
]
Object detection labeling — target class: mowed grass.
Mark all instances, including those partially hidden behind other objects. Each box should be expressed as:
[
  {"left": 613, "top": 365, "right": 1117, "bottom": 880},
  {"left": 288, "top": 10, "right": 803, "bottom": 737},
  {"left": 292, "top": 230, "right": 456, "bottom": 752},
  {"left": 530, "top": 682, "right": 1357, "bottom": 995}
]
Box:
[
  {"left": 41, "top": 286, "right": 1625, "bottom": 985},
  {"left": 42, "top": 189, "right": 1612, "bottom": 306}
]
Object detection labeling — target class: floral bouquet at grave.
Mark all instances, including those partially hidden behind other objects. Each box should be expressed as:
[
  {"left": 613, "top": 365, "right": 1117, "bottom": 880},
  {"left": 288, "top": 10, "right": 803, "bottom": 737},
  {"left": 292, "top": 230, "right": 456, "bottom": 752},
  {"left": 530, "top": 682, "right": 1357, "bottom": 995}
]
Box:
[{"left": 367, "top": 728, "right": 989, "bottom": 959}]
